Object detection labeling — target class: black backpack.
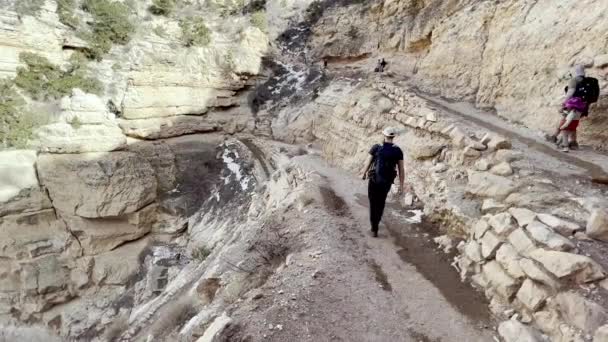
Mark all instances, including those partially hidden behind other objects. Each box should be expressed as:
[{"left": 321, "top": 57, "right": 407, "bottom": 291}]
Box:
[
  {"left": 369, "top": 144, "right": 395, "bottom": 184},
  {"left": 572, "top": 76, "right": 600, "bottom": 104}
]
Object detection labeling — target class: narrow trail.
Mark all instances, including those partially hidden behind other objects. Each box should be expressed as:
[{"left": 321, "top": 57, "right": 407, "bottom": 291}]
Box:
[{"left": 295, "top": 154, "right": 496, "bottom": 342}]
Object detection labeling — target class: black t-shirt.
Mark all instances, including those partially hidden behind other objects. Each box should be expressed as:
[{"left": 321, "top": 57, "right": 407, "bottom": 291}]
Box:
[{"left": 369, "top": 143, "right": 403, "bottom": 183}]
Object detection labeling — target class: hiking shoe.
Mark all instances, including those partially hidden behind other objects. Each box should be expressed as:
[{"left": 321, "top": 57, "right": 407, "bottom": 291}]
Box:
[
  {"left": 546, "top": 134, "right": 558, "bottom": 143},
  {"left": 569, "top": 141, "right": 580, "bottom": 150},
  {"left": 561, "top": 147, "right": 570, "bottom": 153},
  {"left": 371, "top": 231, "right": 378, "bottom": 238}
]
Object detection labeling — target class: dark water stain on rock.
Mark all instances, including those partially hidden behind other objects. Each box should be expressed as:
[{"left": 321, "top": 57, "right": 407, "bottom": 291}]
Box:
[
  {"left": 368, "top": 259, "right": 392, "bottom": 292},
  {"left": 320, "top": 186, "right": 349, "bottom": 216},
  {"left": 408, "top": 328, "right": 441, "bottom": 342}
]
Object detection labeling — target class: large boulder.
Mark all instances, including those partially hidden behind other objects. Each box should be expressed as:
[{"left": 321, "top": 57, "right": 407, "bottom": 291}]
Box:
[
  {"left": 466, "top": 171, "right": 519, "bottom": 200},
  {"left": 529, "top": 249, "right": 605, "bottom": 283},
  {"left": 587, "top": 209, "right": 608, "bottom": 242},
  {"left": 0, "top": 150, "right": 51, "bottom": 216},
  {"left": 35, "top": 123, "right": 127, "bottom": 153},
  {"left": 37, "top": 152, "right": 157, "bottom": 218},
  {"left": 555, "top": 292, "right": 607, "bottom": 334}
]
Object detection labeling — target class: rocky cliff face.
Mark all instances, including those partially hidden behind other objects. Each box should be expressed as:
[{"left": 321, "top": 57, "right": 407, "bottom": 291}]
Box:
[
  {"left": 307, "top": 0, "right": 608, "bottom": 150},
  {"left": 2, "top": 0, "right": 608, "bottom": 341}
]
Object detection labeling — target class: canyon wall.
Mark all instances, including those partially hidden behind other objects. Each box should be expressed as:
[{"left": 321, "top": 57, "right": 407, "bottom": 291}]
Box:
[{"left": 309, "top": 0, "right": 608, "bottom": 149}]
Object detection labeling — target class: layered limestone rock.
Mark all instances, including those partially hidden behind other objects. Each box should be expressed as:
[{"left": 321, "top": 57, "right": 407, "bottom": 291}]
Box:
[
  {"left": 37, "top": 152, "right": 157, "bottom": 218},
  {"left": 308, "top": 0, "right": 608, "bottom": 149}
]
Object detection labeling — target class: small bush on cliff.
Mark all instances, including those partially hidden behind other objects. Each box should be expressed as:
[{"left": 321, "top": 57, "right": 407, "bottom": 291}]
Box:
[
  {"left": 250, "top": 10, "right": 267, "bottom": 32},
  {"left": 149, "top": 0, "right": 175, "bottom": 16},
  {"left": 81, "top": 0, "right": 135, "bottom": 60},
  {"left": 179, "top": 17, "right": 211, "bottom": 47},
  {"left": 14, "top": 0, "right": 45, "bottom": 18},
  {"left": 192, "top": 246, "right": 211, "bottom": 261},
  {"left": 56, "top": 0, "right": 79, "bottom": 28},
  {"left": 15, "top": 52, "right": 102, "bottom": 100},
  {"left": 0, "top": 81, "right": 37, "bottom": 149}
]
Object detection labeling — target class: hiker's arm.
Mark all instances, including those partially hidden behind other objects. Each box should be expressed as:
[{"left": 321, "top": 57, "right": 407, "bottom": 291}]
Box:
[
  {"left": 360, "top": 155, "right": 373, "bottom": 180},
  {"left": 398, "top": 160, "right": 405, "bottom": 192},
  {"left": 565, "top": 77, "right": 578, "bottom": 100}
]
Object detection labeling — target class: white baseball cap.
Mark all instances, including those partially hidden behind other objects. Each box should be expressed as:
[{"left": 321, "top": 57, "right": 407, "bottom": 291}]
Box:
[{"left": 382, "top": 127, "right": 398, "bottom": 137}]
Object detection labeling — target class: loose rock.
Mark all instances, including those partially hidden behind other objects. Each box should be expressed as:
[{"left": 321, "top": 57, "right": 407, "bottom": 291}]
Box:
[
  {"left": 519, "top": 258, "right": 561, "bottom": 290},
  {"left": 526, "top": 221, "right": 574, "bottom": 251},
  {"left": 537, "top": 213, "right": 582, "bottom": 236},
  {"left": 480, "top": 231, "right": 503, "bottom": 259},
  {"left": 586, "top": 209, "right": 608, "bottom": 242},
  {"left": 529, "top": 249, "right": 605, "bottom": 283},
  {"left": 488, "top": 212, "right": 517, "bottom": 236},
  {"left": 507, "top": 229, "right": 537, "bottom": 256},
  {"left": 516, "top": 279, "right": 550, "bottom": 311},
  {"left": 555, "top": 292, "right": 607, "bottom": 334},
  {"left": 508, "top": 208, "right": 537, "bottom": 228},
  {"left": 467, "top": 171, "right": 519, "bottom": 200},
  {"left": 490, "top": 162, "right": 514, "bottom": 176},
  {"left": 482, "top": 261, "right": 520, "bottom": 300},
  {"left": 498, "top": 319, "right": 542, "bottom": 342},
  {"left": 481, "top": 199, "right": 507, "bottom": 214},
  {"left": 595, "top": 325, "right": 608, "bottom": 342},
  {"left": 495, "top": 244, "right": 526, "bottom": 279}
]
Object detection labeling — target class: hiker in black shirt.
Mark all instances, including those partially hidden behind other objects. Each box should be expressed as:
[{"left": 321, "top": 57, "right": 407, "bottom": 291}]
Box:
[{"left": 359, "top": 127, "right": 405, "bottom": 237}]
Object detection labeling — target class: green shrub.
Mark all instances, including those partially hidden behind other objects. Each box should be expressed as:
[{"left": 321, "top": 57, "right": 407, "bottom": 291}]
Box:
[
  {"left": 69, "top": 116, "right": 82, "bottom": 129},
  {"left": 81, "top": 0, "right": 135, "bottom": 60},
  {"left": 192, "top": 246, "right": 211, "bottom": 262},
  {"left": 15, "top": 52, "right": 102, "bottom": 100},
  {"left": 0, "top": 81, "right": 35, "bottom": 149},
  {"left": 153, "top": 25, "right": 167, "bottom": 37},
  {"left": 251, "top": 11, "right": 267, "bottom": 32},
  {"left": 56, "top": 0, "right": 79, "bottom": 28},
  {"left": 179, "top": 17, "right": 211, "bottom": 47},
  {"left": 14, "top": 0, "right": 45, "bottom": 17},
  {"left": 149, "top": 0, "right": 175, "bottom": 15}
]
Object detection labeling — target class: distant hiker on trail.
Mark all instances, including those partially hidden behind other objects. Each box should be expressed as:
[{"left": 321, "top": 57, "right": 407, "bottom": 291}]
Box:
[
  {"left": 549, "top": 65, "right": 600, "bottom": 150},
  {"left": 359, "top": 127, "right": 405, "bottom": 237},
  {"left": 374, "top": 58, "right": 387, "bottom": 73}
]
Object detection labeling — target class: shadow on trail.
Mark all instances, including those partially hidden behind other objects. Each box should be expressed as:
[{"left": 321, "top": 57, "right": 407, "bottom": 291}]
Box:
[{"left": 355, "top": 194, "right": 492, "bottom": 324}]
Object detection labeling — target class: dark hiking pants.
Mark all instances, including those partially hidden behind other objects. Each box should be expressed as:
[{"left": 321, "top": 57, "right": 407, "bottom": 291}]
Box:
[{"left": 368, "top": 180, "right": 392, "bottom": 232}]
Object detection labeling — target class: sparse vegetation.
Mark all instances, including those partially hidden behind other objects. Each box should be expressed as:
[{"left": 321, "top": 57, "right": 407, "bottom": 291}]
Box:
[
  {"left": 81, "top": 0, "right": 135, "bottom": 60},
  {"left": 14, "top": 0, "right": 45, "bottom": 18},
  {"left": 153, "top": 25, "right": 167, "bottom": 38},
  {"left": 15, "top": 52, "right": 102, "bottom": 101},
  {"left": 347, "top": 25, "right": 359, "bottom": 40},
  {"left": 56, "top": 0, "right": 79, "bottom": 28},
  {"left": 250, "top": 10, "right": 267, "bottom": 32},
  {"left": 192, "top": 246, "right": 211, "bottom": 262},
  {"left": 179, "top": 16, "right": 212, "bottom": 47},
  {"left": 221, "top": 51, "right": 236, "bottom": 77},
  {"left": 69, "top": 116, "right": 82, "bottom": 129},
  {"left": 0, "top": 81, "right": 39, "bottom": 149},
  {"left": 149, "top": 0, "right": 175, "bottom": 16}
]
